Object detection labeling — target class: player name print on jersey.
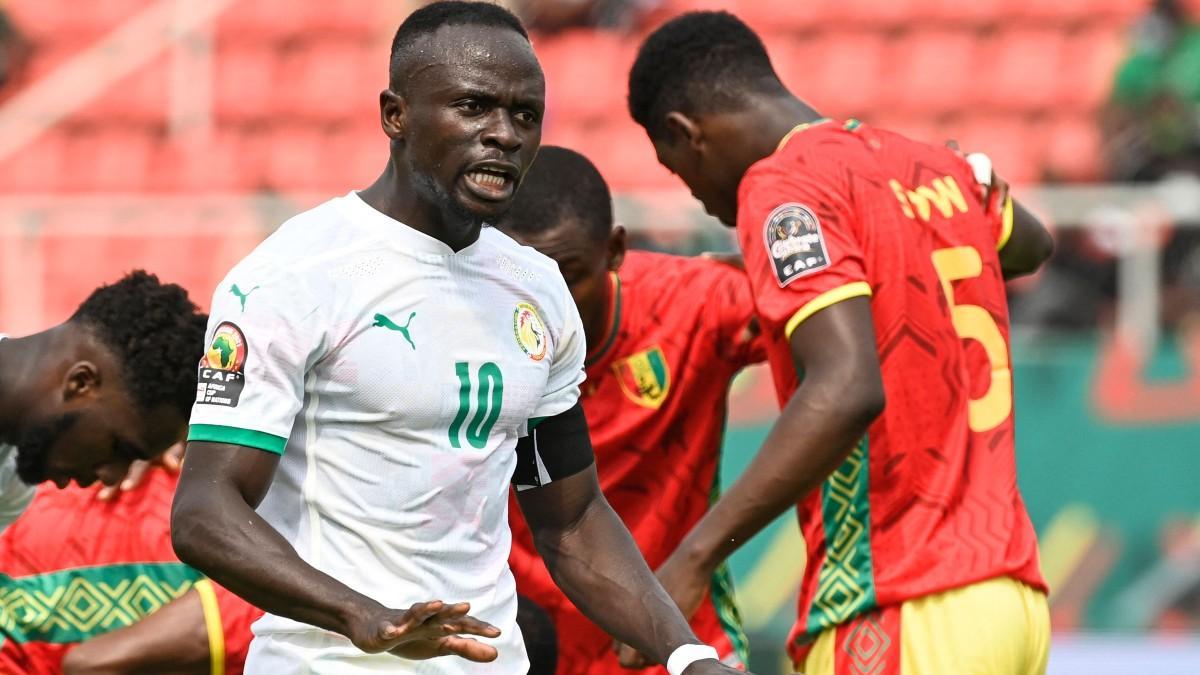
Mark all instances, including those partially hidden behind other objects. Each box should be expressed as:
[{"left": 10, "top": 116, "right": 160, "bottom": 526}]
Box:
[
  {"left": 763, "top": 203, "right": 830, "bottom": 286},
  {"left": 612, "top": 345, "right": 670, "bottom": 409},
  {"left": 196, "top": 322, "right": 247, "bottom": 407}
]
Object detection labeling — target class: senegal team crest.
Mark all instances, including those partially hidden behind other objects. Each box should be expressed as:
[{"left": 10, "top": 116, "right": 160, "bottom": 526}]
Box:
[
  {"left": 612, "top": 346, "right": 670, "bottom": 409},
  {"left": 514, "top": 302, "right": 548, "bottom": 361}
]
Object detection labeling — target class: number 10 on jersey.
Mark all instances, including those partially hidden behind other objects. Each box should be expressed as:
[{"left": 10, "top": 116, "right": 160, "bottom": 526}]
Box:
[{"left": 449, "top": 362, "right": 504, "bottom": 449}]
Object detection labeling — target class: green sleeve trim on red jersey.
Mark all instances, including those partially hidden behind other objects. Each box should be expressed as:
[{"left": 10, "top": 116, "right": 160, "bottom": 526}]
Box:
[
  {"left": 0, "top": 562, "right": 202, "bottom": 644},
  {"left": 188, "top": 424, "right": 288, "bottom": 455},
  {"left": 804, "top": 435, "right": 877, "bottom": 638},
  {"left": 707, "top": 465, "right": 750, "bottom": 664}
]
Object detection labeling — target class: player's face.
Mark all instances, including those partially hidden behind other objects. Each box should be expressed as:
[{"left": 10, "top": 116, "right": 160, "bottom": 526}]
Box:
[
  {"left": 652, "top": 137, "right": 740, "bottom": 228},
  {"left": 505, "top": 219, "right": 625, "bottom": 346},
  {"left": 393, "top": 26, "right": 545, "bottom": 231},
  {"left": 14, "top": 371, "right": 182, "bottom": 488}
]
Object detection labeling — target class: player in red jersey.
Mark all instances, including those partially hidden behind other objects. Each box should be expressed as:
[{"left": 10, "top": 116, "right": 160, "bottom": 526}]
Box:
[
  {"left": 625, "top": 12, "right": 1056, "bottom": 674},
  {"left": 0, "top": 465, "right": 261, "bottom": 673},
  {"left": 497, "top": 146, "right": 766, "bottom": 674}
]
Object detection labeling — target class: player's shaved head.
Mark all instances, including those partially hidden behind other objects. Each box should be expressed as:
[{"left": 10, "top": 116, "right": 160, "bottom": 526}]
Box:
[
  {"left": 389, "top": 1, "right": 529, "bottom": 92},
  {"left": 628, "top": 11, "right": 786, "bottom": 141},
  {"left": 501, "top": 146, "right": 613, "bottom": 243}
]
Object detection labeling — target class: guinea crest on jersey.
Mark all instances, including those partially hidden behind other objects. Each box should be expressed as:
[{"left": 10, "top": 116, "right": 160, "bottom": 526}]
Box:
[{"left": 763, "top": 202, "right": 830, "bottom": 286}]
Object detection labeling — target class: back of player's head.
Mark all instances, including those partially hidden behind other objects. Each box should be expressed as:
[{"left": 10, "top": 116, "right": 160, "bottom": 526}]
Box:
[
  {"left": 629, "top": 11, "right": 785, "bottom": 140},
  {"left": 501, "top": 146, "right": 613, "bottom": 242},
  {"left": 70, "top": 271, "right": 208, "bottom": 420},
  {"left": 389, "top": 1, "right": 529, "bottom": 91}
]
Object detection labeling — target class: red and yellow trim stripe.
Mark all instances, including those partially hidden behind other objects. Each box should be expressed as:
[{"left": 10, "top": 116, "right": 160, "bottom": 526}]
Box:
[
  {"left": 193, "top": 579, "right": 225, "bottom": 675},
  {"left": 784, "top": 282, "right": 873, "bottom": 339},
  {"left": 997, "top": 196, "right": 1015, "bottom": 251}
]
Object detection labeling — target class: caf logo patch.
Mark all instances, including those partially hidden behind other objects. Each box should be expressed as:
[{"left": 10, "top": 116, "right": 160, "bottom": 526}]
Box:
[
  {"left": 763, "top": 203, "right": 830, "bottom": 287},
  {"left": 514, "top": 302, "right": 548, "bottom": 361},
  {"left": 197, "top": 322, "right": 247, "bottom": 407}
]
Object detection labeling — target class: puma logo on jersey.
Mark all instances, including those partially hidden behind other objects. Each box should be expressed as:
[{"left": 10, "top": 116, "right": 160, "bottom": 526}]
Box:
[
  {"left": 373, "top": 312, "right": 417, "bottom": 350},
  {"left": 229, "top": 284, "right": 260, "bottom": 312}
]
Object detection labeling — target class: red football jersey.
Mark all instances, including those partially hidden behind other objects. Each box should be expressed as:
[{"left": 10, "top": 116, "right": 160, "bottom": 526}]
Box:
[
  {"left": 508, "top": 251, "right": 766, "bottom": 674},
  {"left": 0, "top": 470, "right": 260, "bottom": 673},
  {"left": 735, "top": 119, "right": 1045, "bottom": 662}
]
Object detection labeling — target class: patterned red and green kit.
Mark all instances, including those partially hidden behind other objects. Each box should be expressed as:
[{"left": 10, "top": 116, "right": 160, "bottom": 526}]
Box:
[{"left": 735, "top": 119, "right": 1046, "bottom": 664}]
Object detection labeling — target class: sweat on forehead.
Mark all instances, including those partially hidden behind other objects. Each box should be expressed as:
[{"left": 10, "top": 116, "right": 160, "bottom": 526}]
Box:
[{"left": 389, "top": 22, "right": 536, "bottom": 92}]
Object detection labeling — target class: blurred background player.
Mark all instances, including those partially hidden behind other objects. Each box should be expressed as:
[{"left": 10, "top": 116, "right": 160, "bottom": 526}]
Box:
[
  {"left": 626, "top": 11, "right": 1054, "bottom": 674},
  {"left": 499, "top": 145, "right": 765, "bottom": 673},
  {"left": 0, "top": 271, "right": 206, "bottom": 529},
  {"left": 0, "top": 454, "right": 260, "bottom": 674},
  {"left": 171, "top": 3, "right": 746, "bottom": 673}
]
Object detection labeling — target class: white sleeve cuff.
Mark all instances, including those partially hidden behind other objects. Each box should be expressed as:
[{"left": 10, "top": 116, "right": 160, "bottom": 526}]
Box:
[{"left": 666, "top": 644, "right": 720, "bottom": 675}]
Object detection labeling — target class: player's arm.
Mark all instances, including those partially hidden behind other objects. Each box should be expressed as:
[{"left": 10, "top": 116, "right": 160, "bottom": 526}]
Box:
[
  {"left": 61, "top": 587, "right": 211, "bottom": 675},
  {"left": 998, "top": 197, "right": 1054, "bottom": 280},
  {"left": 513, "top": 405, "right": 740, "bottom": 675},
  {"left": 171, "top": 443, "right": 501, "bottom": 661},
  {"left": 653, "top": 297, "right": 884, "bottom": 623}
]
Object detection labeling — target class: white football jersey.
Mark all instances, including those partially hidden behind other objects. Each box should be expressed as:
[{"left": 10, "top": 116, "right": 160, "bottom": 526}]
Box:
[
  {"left": 188, "top": 192, "right": 586, "bottom": 673},
  {"left": 0, "top": 336, "right": 36, "bottom": 533}
]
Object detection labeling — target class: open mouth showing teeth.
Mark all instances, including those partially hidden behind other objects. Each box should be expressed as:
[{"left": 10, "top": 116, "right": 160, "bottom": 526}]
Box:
[{"left": 467, "top": 169, "right": 510, "bottom": 188}]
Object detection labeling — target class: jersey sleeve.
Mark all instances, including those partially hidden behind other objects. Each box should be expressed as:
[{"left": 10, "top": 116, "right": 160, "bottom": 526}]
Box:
[
  {"left": 738, "top": 162, "right": 872, "bottom": 340},
  {"left": 187, "top": 269, "right": 325, "bottom": 455},
  {"left": 0, "top": 451, "right": 34, "bottom": 532},
  {"left": 528, "top": 283, "right": 586, "bottom": 424},
  {"left": 701, "top": 259, "right": 769, "bottom": 368}
]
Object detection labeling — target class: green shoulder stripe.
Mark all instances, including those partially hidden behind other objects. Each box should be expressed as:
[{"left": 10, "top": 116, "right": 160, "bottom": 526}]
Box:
[
  {"left": 188, "top": 424, "right": 287, "bottom": 455},
  {"left": 0, "top": 562, "right": 202, "bottom": 644}
]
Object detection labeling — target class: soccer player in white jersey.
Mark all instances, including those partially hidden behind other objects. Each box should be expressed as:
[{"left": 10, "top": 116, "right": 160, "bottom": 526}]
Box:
[
  {"left": 170, "top": 3, "right": 748, "bottom": 674},
  {"left": 0, "top": 271, "right": 206, "bottom": 529}
]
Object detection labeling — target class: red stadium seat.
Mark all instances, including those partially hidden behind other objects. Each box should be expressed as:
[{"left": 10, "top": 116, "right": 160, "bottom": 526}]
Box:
[
  {"left": 730, "top": 0, "right": 828, "bottom": 32},
  {"left": 956, "top": 115, "right": 1044, "bottom": 184},
  {"left": 834, "top": 0, "right": 920, "bottom": 28},
  {"left": 922, "top": 0, "right": 1008, "bottom": 26},
  {"left": 6, "top": 0, "right": 152, "bottom": 43},
  {"left": 214, "top": 0, "right": 318, "bottom": 42},
  {"left": 322, "top": 127, "right": 388, "bottom": 191},
  {"left": 63, "top": 127, "right": 154, "bottom": 192},
  {"left": 279, "top": 40, "right": 381, "bottom": 124},
  {"left": 563, "top": 121, "right": 676, "bottom": 192},
  {"left": 0, "top": 133, "right": 68, "bottom": 193},
  {"left": 885, "top": 30, "right": 978, "bottom": 116},
  {"left": 70, "top": 62, "right": 168, "bottom": 126},
  {"left": 263, "top": 126, "right": 327, "bottom": 191},
  {"left": 536, "top": 31, "right": 634, "bottom": 124},
  {"left": 213, "top": 44, "right": 280, "bottom": 123},
  {"left": 1060, "top": 26, "right": 1127, "bottom": 111},
  {"left": 149, "top": 130, "right": 267, "bottom": 192},
  {"left": 800, "top": 31, "right": 887, "bottom": 118},
  {"left": 975, "top": 29, "right": 1067, "bottom": 113},
  {"left": 1044, "top": 114, "right": 1103, "bottom": 181}
]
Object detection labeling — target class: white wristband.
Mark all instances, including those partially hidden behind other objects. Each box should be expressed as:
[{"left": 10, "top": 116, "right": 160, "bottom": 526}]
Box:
[{"left": 666, "top": 644, "right": 720, "bottom": 675}]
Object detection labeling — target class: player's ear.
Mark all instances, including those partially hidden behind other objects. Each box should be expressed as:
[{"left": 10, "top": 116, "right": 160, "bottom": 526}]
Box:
[
  {"left": 607, "top": 225, "right": 627, "bottom": 272},
  {"left": 380, "top": 89, "right": 407, "bottom": 141},
  {"left": 665, "top": 112, "right": 702, "bottom": 151},
  {"left": 62, "top": 361, "right": 101, "bottom": 401}
]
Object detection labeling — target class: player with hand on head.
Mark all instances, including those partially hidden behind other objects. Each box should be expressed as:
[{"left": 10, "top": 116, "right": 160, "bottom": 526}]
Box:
[
  {"left": 499, "top": 146, "right": 765, "bottom": 674},
  {"left": 0, "top": 271, "right": 206, "bottom": 530},
  {"left": 625, "top": 11, "right": 1054, "bottom": 675},
  {"left": 170, "top": 4, "right": 749, "bottom": 673}
]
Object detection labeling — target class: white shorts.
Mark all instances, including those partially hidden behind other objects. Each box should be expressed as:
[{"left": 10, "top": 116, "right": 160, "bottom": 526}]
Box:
[{"left": 245, "top": 629, "right": 530, "bottom": 674}]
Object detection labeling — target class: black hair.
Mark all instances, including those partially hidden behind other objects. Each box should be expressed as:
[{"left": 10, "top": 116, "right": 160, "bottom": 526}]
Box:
[
  {"left": 70, "top": 270, "right": 207, "bottom": 420},
  {"left": 389, "top": 1, "right": 529, "bottom": 90},
  {"left": 501, "top": 146, "right": 613, "bottom": 242},
  {"left": 628, "top": 11, "right": 784, "bottom": 140}
]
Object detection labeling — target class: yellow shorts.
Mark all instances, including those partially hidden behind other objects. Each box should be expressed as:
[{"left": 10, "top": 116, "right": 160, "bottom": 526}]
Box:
[{"left": 800, "top": 577, "right": 1050, "bottom": 675}]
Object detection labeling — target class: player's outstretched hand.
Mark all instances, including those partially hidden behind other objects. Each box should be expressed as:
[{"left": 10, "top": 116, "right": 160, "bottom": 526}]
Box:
[
  {"left": 349, "top": 600, "right": 501, "bottom": 662},
  {"left": 96, "top": 442, "right": 185, "bottom": 502}
]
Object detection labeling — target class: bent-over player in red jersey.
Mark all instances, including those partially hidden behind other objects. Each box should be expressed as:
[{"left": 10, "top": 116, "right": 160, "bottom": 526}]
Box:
[
  {"left": 625, "top": 12, "right": 1056, "bottom": 675},
  {"left": 498, "top": 146, "right": 766, "bottom": 674}
]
